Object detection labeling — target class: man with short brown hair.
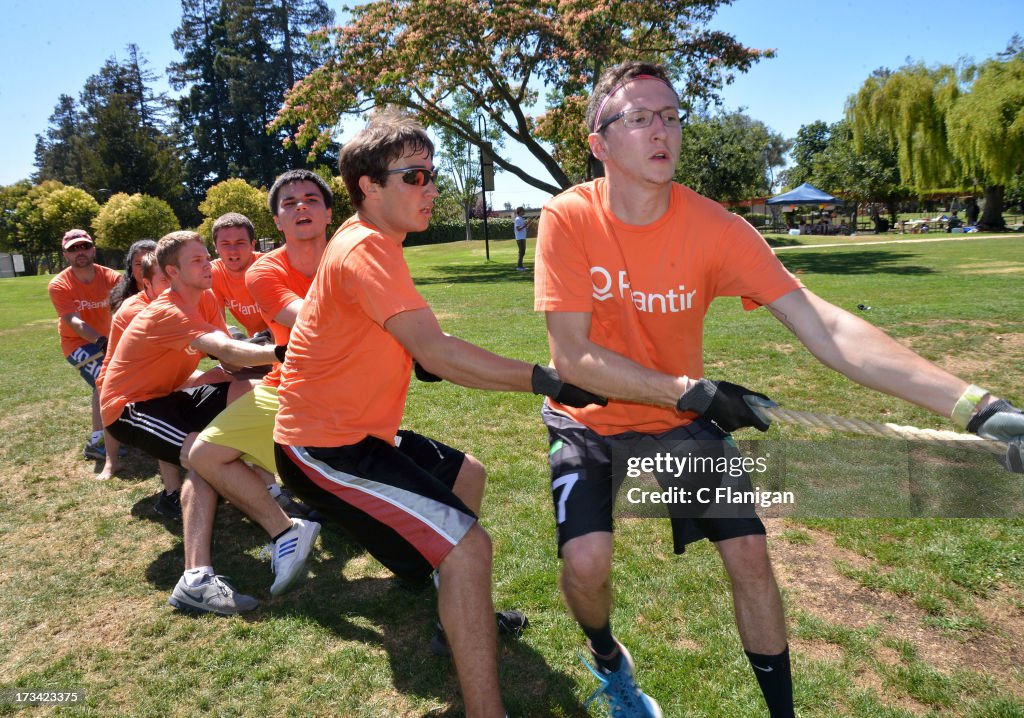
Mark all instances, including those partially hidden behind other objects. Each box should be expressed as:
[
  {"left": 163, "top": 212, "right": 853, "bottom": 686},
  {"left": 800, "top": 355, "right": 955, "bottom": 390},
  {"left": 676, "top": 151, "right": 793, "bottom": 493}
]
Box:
[
  {"left": 210, "top": 212, "right": 267, "bottom": 337},
  {"left": 101, "top": 230, "right": 283, "bottom": 614},
  {"left": 274, "top": 111, "right": 603, "bottom": 717}
]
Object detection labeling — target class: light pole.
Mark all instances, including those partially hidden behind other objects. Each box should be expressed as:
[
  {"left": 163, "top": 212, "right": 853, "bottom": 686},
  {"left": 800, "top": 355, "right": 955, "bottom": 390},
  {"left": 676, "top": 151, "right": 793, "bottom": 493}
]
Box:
[{"left": 477, "top": 114, "right": 493, "bottom": 260}]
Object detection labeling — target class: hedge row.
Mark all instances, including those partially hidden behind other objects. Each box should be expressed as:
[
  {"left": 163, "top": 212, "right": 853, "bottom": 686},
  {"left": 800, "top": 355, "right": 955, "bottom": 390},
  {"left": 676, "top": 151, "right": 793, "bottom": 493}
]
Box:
[{"left": 406, "top": 218, "right": 517, "bottom": 247}]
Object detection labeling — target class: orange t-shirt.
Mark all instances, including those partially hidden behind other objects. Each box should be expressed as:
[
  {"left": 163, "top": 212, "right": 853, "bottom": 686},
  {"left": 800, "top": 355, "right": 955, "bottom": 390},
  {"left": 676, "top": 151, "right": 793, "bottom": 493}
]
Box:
[
  {"left": 47, "top": 264, "right": 122, "bottom": 356},
  {"left": 245, "top": 247, "right": 314, "bottom": 389},
  {"left": 274, "top": 217, "right": 429, "bottom": 447},
  {"left": 96, "top": 290, "right": 153, "bottom": 392},
  {"left": 211, "top": 254, "right": 267, "bottom": 336},
  {"left": 99, "top": 289, "right": 228, "bottom": 426},
  {"left": 534, "top": 179, "right": 803, "bottom": 436}
]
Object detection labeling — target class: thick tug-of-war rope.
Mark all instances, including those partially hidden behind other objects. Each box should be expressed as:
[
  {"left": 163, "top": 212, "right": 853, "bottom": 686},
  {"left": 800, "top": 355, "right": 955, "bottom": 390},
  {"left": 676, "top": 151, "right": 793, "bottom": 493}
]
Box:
[{"left": 759, "top": 406, "right": 1008, "bottom": 456}]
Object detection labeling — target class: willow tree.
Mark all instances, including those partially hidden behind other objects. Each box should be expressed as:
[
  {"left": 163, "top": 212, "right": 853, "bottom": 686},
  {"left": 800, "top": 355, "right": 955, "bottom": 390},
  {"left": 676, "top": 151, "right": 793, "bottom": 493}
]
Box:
[
  {"left": 271, "top": 0, "right": 772, "bottom": 195},
  {"left": 848, "top": 44, "right": 1024, "bottom": 229}
]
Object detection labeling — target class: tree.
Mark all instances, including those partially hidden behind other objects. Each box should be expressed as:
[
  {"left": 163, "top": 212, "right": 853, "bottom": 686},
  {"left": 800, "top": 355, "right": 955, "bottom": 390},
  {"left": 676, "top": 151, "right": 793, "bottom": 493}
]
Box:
[
  {"left": 432, "top": 92, "right": 504, "bottom": 238},
  {"left": 34, "top": 49, "right": 188, "bottom": 222},
  {"left": 170, "top": 0, "right": 336, "bottom": 198},
  {"left": 783, "top": 120, "right": 830, "bottom": 190},
  {"left": 847, "top": 43, "right": 1024, "bottom": 229},
  {"left": 33, "top": 95, "right": 87, "bottom": 188},
  {"left": 12, "top": 182, "right": 100, "bottom": 255},
  {"left": 273, "top": 0, "right": 773, "bottom": 196},
  {"left": 197, "top": 178, "right": 277, "bottom": 243},
  {"left": 0, "top": 181, "right": 33, "bottom": 251},
  {"left": 77, "top": 55, "right": 187, "bottom": 214},
  {"left": 675, "top": 112, "right": 789, "bottom": 204},
  {"left": 92, "top": 193, "right": 180, "bottom": 251},
  {"left": 809, "top": 120, "right": 908, "bottom": 226}
]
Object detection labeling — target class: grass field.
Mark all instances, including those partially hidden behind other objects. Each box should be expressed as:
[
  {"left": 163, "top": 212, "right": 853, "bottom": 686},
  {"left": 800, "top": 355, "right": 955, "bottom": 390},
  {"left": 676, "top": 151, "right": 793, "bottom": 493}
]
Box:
[{"left": 1, "top": 234, "right": 1023, "bottom": 717}]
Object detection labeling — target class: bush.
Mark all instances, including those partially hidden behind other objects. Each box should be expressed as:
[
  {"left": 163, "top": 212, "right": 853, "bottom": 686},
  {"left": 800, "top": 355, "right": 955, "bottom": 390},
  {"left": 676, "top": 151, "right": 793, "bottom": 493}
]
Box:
[
  {"left": 406, "top": 218, "right": 515, "bottom": 247},
  {"left": 92, "top": 193, "right": 180, "bottom": 251},
  {"left": 198, "top": 179, "right": 276, "bottom": 244}
]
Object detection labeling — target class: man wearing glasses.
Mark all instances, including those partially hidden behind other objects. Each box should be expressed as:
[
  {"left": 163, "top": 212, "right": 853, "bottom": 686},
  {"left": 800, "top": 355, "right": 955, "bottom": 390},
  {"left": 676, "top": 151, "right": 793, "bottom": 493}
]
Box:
[
  {"left": 534, "top": 61, "right": 1024, "bottom": 718},
  {"left": 47, "top": 229, "right": 124, "bottom": 463},
  {"left": 273, "top": 109, "right": 604, "bottom": 717}
]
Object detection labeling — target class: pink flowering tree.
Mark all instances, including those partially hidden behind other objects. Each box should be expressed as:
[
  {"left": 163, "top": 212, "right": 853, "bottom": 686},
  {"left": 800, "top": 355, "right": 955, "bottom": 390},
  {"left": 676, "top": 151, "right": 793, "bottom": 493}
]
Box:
[{"left": 272, "top": 0, "right": 773, "bottom": 194}]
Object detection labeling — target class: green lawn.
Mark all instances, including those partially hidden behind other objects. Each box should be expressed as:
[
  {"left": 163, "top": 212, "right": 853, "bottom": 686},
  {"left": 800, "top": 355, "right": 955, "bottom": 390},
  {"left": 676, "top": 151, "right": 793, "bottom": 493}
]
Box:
[{"left": 0, "top": 234, "right": 1022, "bottom": 717}]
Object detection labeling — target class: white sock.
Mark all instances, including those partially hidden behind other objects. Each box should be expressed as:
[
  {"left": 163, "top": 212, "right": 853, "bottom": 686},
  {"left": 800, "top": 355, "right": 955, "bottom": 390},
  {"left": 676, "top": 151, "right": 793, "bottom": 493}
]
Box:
[
  {"left": 183, "top": 566, "right": 215, "bottom": 587},
  {"left": 90, "top": 430, "right": 103, "bottom": 444},
  {"left": 267, "top": 483, "right": 282, "bottom": 498}
]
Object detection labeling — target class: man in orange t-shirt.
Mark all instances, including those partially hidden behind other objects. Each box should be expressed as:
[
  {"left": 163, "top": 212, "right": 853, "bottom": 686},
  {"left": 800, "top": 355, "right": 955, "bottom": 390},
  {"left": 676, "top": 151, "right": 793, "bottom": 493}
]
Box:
[
  {"left": 47, "top": 229, "right": 123, "bottom": 463},
  {"left": 210, "top": 212, "right": 267, "bottom": 337},
  {"left": 534, "top": 61, "right": 1024, "bottom": 718},
  {"left": 188, "top": 169, "right": 335, "bottom": 601},
  {"left": 101, "top": 230, "right": 282, "bottom": 616},
  {"left": 273, "top": 111, "right": 602, "bottom": 718}
]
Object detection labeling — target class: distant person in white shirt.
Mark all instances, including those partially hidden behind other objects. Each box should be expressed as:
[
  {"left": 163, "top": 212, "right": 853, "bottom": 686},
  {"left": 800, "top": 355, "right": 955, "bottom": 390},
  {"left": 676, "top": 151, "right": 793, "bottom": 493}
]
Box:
[{"left": 513, "top": 206, "right": 531, "bottom": 271}]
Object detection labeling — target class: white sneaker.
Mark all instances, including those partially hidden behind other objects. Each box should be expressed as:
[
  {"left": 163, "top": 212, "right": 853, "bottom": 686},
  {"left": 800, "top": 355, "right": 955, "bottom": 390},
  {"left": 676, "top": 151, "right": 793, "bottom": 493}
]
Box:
[
  {"left": 167, "top": 574, "right": 259, "bottom": 615},
  {"left": 268, "top": 518, "right": 320, "bottom": 597}
]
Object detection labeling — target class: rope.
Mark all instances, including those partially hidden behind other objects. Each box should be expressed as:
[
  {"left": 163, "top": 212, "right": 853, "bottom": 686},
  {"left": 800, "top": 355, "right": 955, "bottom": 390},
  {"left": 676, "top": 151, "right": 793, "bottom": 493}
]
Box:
[
  {"left": 760, "top": 406, "right": 1007, "bottom": 456},
  {"left": 73, "top": 351, "right": 104, "bottom": 370}
]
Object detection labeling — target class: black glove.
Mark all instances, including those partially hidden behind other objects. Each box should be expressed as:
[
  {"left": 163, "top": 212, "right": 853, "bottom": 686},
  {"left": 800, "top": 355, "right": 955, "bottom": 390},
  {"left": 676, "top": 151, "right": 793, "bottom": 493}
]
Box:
[
  {"left": 274, "top": 345, "right": 287, "bottom": 363},
  {"left": 248, "top": 329, "right": 274, "bottom": 346},
  {"left": 966, "top": 399, "right": 1024, "bottom": 473},
  {"left": 414, "top": 360, "right": 442, "bottom": 382},
  {"left": 228, "top": 326, "right": 247, "bottom": 341},
  {"left": 676, "top": 379, "right": 775, "bottom": 433},
  {"left": 531, "top": 365, "right": 608, "bottom": 408},
  {"left": 95, "top": 335, "right": 108, "bottom": 353}
]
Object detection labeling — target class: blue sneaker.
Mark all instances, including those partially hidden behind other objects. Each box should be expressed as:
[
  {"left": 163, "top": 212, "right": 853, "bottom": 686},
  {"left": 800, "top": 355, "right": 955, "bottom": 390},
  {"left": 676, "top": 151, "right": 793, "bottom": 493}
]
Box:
[
  {"left": 83, "top": 439, "right": 106, "bottom": 460},
  {"left": 581, "top": 641, "right": 662, "bottom": 717},
  {"left": 83, "top": 438, "right": 128, "bottom": 460}
]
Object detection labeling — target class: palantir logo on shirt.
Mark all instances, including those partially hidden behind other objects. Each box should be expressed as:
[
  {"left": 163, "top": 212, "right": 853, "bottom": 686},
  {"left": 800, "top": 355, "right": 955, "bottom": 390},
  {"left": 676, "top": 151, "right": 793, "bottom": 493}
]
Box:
[
  {"left": 590, "top": 266, "right": 697, "bottom": 314},
  {"left": 74, "top": 298, "right": 109, "bottom": 312}
]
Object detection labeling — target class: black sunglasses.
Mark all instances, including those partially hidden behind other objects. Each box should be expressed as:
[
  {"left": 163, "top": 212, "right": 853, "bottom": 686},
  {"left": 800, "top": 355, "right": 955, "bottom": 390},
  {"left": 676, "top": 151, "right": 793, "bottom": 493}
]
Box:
[{"left": 387, "top": 167, "right": 440, "bottom": 187}]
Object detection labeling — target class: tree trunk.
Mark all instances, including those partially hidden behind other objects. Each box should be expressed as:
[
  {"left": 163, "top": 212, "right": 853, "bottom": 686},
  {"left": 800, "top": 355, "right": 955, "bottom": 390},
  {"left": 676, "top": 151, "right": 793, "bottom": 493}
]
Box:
[{"left": 979, "top": 185, "right": 1006, "bottom": 230}]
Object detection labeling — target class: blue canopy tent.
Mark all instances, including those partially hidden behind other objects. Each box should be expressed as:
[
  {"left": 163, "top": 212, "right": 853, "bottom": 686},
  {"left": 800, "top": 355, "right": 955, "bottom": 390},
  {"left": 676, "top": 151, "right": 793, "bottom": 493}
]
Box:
[
  {"left": 765, "top": 182, "right": 838, "bottom": 206},
  {"left": 765, "top": 183, "right": 843, "bottom": 234}
]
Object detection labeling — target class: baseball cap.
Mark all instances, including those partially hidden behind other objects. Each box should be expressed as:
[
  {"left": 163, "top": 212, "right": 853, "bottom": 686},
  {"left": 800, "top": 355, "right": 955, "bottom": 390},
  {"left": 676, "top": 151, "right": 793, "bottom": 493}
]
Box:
[{"left": 62, "top": 229, "right": 94, "bottom": 251}]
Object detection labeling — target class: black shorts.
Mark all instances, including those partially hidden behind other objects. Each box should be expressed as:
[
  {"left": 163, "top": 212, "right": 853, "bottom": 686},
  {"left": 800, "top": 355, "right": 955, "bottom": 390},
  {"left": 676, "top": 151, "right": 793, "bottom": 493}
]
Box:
[
  {"left": 106, "top": 383, "right": 231, "bottom": 465},
  {"left": 275, "top": 430, "right": 473, "bottom": 584},
  {"left": 542, "top": 404, "right": 765, "bottom": 556}
]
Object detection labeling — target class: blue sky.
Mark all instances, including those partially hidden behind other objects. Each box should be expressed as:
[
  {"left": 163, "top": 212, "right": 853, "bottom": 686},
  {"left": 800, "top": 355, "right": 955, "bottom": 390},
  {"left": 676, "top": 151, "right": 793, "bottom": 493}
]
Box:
[{"left": 1, "top": 0, "right": 1019, "bottom": 208}]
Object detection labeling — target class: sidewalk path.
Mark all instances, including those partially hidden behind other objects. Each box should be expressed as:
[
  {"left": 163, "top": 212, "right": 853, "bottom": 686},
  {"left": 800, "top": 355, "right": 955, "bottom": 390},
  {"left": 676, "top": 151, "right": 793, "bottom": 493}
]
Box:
[{"left": 774, "top": 232, "right": 1023, "bottom": 252}]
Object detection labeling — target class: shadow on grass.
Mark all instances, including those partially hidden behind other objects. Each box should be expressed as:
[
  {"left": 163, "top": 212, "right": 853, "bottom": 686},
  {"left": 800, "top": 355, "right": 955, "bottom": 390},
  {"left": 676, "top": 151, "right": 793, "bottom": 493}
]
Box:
[
  {"left": 412, "top": 262, "right": 535, "bottom": 286},
  {"left": 142, "top": 511, "right": 584, "bottom": 714},
  {"left": 288, "top": 528, "right": 586, "bottom": 715},
  {"left": 763, "top": 235, "right": 804, "bottom": 248},
  {"left": 776, "top": 249, "right": 935, "bottom": 276}
]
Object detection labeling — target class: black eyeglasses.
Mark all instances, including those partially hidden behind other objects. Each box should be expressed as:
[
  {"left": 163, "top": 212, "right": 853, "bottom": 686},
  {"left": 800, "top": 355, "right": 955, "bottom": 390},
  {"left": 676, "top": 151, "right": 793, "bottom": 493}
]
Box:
[
  {"left": 387, "top": 167, "right": 440, "bottom": 187},
  {"left": 65, "top": 244, "right": 93, "bottom": 253},
  {"left": 596, "top": 107, "right": 683, "bottom": 133}
]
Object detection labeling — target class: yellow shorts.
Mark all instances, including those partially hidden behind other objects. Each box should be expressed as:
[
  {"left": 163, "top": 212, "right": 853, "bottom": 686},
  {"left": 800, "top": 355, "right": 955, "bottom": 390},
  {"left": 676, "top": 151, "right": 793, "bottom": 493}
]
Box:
[{"left": 196, "top": 384, "right": 278, "bottom": 473}]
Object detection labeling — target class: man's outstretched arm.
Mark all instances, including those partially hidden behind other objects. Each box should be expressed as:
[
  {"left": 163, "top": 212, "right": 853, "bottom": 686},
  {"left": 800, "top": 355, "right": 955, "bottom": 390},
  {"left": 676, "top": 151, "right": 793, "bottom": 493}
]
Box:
[
  {"left": 765, "top": 288, "right": 971, "bottom": 416},
  {"left": 387, "top": 307, "right": 604, "bottom": 407}
]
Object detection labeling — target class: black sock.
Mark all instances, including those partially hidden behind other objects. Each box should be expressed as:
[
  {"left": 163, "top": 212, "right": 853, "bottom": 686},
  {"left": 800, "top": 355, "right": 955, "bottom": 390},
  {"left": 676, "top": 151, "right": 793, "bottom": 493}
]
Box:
[
  {"left": 745, "top": 645, "right": 794, "bottom": 718},
  {"left": 582, "top": 623, "right": 621, "bottom": 672},
  {"left": 271, "top": 526, "right": 292, "bottom": 543}
]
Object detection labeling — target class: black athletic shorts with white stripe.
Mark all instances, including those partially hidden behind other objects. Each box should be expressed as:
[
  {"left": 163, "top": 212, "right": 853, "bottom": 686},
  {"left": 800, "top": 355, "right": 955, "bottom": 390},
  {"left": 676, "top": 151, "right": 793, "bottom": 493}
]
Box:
[
  {"left": 275, "top": 430, "right": 474, "bottom": 585},
  {"left": 106, "top": 382, "right": 231, "bottom": 465},
  {"left": 542, "top": 403, "right": 766, "bottom": 556}
]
